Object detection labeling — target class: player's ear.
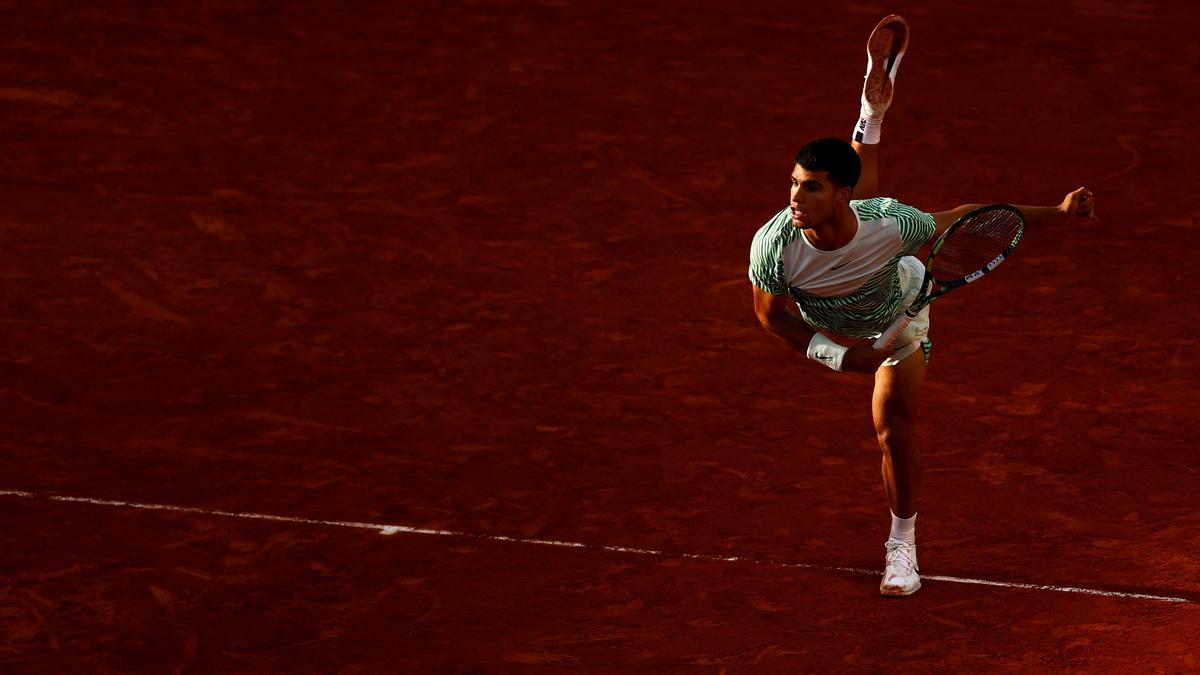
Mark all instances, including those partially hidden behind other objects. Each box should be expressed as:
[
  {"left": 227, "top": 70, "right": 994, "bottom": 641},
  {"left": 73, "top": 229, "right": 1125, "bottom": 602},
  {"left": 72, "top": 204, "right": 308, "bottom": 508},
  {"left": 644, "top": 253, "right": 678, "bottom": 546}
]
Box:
[{"left": 837, "top": 185, "right": 853, "bottom": 205}]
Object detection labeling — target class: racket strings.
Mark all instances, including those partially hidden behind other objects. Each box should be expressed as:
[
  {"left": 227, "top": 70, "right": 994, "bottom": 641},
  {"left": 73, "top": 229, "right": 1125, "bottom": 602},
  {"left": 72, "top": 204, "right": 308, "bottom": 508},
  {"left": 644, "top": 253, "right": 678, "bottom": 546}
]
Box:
[{"left": 930, "top": 209, "right": 1023, "bottom": 282}]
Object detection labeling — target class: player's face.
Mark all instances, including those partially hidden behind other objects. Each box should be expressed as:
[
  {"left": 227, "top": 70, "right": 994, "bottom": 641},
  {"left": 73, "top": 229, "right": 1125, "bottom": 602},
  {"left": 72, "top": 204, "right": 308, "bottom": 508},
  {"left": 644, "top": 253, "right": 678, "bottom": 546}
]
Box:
[{"left": 789, "top": 165, "right": 845, "bottom": 228}]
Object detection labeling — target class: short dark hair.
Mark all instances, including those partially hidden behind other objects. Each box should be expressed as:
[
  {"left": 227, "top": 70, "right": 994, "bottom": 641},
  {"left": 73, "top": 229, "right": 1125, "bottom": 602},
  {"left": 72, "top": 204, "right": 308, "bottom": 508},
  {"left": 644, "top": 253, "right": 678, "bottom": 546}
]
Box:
[{"left": 795, "top": 137, "right": 860, "bottom": 189}]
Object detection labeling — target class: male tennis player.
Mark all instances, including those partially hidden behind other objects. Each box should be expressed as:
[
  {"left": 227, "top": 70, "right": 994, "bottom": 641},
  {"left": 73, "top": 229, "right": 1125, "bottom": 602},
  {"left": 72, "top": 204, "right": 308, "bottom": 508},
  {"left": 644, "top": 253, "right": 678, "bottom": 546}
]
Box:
[{"left": 748, "top": 15, "right": 1097, "bottom": 597}]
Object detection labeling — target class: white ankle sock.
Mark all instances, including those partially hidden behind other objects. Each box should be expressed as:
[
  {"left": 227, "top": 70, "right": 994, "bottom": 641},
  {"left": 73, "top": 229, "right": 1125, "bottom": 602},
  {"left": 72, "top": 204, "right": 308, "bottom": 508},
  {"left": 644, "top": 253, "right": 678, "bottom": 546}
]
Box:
[
  {"left": 853, "top": 114, "right": 883, "bottom": 145},
  {"left": 888, "top": 511, "right": 916, "bottom": 545}
]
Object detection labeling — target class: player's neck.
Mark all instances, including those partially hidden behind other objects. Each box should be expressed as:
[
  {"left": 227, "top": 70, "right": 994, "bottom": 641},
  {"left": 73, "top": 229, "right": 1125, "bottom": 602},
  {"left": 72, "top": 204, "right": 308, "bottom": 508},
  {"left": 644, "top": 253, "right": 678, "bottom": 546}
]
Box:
[{"left": 803, "top": 203, "right": 858, "bottom": 251}]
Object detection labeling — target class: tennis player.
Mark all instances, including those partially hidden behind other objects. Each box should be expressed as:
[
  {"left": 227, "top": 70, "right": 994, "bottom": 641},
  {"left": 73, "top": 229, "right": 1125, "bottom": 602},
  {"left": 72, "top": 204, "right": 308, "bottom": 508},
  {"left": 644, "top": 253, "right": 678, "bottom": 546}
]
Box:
[{"left": 748, "top": 15, "right": 1097, "bottom": 596}]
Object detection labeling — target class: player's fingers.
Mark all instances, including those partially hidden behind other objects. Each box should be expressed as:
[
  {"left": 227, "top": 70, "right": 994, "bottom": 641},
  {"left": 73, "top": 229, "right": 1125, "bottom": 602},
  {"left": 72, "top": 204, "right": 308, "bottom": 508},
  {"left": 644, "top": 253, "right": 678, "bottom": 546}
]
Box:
[
  {"left": 1069, "top": 187, "right": 1095, "bottom": 218},
  {"left": 1079, "top": 190, "right": 1095, "bottom": 217}
]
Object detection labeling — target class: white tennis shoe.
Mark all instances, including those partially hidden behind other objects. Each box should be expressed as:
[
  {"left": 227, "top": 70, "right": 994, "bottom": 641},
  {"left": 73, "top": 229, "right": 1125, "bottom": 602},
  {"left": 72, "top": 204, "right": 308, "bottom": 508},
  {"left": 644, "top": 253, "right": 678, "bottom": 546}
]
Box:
[
  {"left": 880, "top": 539, "right": 921, "bottom": 597},
  {"left": 860, "top": 14, "right": 909, "bottom": 120}
]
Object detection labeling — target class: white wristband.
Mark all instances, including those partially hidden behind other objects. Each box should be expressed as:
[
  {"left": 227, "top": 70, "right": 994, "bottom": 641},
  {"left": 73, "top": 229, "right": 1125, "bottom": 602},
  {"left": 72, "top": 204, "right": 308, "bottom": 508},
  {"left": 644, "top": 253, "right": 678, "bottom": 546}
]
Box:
[{"left": 807, "top": 332, "right": 848, "bottom": 371}]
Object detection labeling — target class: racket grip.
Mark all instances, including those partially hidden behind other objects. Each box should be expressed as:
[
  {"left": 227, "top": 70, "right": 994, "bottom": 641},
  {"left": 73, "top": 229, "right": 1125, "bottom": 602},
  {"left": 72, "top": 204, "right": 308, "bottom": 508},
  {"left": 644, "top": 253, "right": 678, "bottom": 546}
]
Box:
[{"left": 872, "top": 312, "right": 915, "bottom": 350}]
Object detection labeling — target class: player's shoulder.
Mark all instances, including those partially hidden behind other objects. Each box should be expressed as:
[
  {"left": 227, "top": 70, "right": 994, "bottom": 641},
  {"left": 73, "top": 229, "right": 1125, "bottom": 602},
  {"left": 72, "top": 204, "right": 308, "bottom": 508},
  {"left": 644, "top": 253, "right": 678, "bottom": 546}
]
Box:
[
  {"left": 750, "top": 207, "right": 799, "bottom": 250},
  {"left": 851, "top": 196, "right": 918, "bottom": 217},
  {"left": 748, "top": 207, "right": 797, "bottom": 295},
  {"left": 852, "top": 197, "right": 932, "bottom": 224}
]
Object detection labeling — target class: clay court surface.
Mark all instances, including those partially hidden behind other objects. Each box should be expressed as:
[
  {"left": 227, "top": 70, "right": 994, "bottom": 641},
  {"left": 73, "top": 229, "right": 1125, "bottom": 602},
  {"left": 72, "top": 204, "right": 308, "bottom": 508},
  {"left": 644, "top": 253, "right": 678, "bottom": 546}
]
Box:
[{"left": 3, "top": 0, "right": 1199, "bottom": 671}]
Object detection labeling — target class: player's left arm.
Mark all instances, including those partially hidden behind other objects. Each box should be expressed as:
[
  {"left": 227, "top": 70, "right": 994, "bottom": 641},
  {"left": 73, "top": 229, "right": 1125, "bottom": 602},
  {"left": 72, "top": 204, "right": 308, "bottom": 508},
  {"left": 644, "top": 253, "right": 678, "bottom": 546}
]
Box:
[{"left": 929, "top": 186, "right": 1098, "bottom": 240}]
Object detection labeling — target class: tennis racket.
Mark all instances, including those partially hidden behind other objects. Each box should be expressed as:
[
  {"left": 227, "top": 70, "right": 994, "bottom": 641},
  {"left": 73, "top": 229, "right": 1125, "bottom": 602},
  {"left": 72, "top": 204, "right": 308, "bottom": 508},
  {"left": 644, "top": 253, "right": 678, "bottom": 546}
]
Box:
[{"left": 872, "top": 204, "right": 1025, "bottom": 349}]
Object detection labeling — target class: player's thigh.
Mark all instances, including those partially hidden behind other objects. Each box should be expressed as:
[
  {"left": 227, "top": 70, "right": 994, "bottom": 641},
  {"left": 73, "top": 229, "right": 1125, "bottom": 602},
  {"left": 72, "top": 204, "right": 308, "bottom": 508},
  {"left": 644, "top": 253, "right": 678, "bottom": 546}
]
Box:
[{"left": 872, "top": 347, "right": 926, "bottom": 431}]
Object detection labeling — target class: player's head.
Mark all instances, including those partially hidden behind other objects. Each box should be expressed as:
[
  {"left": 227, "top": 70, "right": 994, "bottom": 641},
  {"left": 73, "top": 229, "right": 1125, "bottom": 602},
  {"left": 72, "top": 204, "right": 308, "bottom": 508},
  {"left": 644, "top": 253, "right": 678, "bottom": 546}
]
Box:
[
  {"left": 794, "top": 137, "right": 861, "bottom": 189},
  {"left": 789, "top": 138, "right": 860, "bottom": 228}
]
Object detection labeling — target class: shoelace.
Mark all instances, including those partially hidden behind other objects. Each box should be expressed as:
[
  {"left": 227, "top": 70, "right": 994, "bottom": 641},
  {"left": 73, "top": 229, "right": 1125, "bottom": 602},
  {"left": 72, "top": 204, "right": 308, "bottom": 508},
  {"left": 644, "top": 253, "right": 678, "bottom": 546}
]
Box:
[{"left": 884, "top": 542, "right": 917, "bottom": 575}]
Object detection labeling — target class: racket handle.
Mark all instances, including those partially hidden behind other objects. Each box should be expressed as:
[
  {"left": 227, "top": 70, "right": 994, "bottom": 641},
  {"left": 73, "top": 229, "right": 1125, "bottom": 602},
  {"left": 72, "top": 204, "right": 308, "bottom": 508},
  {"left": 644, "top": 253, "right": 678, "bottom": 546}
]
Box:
[{"left": 873, "top": 312, "right": 915, "bottom": 350}]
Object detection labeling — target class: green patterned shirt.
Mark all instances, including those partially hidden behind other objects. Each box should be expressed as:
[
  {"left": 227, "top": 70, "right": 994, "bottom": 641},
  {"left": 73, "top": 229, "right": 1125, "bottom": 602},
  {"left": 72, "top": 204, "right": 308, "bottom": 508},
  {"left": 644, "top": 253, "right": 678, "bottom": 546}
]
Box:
[{"left": 749, "top": 198, "right": 936, "bottom": 338}]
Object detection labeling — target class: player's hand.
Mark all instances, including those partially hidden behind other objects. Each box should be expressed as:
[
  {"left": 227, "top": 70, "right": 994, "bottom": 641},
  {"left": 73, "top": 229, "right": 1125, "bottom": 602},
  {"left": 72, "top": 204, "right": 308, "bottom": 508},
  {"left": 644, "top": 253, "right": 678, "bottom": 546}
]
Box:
[
  {"left": 842, "top": 342, "right": 895, "bottom": 373},
  {"left": 1059, "top": 186, "right": 1098, "bottom": 223}
]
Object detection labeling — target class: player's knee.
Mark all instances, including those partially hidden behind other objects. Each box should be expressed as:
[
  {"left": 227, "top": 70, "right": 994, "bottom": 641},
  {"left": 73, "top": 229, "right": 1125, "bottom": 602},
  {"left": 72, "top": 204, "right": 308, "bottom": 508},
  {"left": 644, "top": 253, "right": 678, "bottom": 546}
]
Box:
[
  {"left": 874, "top": 404, "right": 914, "bottom": 432},
  {"left": 874, "top": 417, "right": 916, "bottom": 453}
]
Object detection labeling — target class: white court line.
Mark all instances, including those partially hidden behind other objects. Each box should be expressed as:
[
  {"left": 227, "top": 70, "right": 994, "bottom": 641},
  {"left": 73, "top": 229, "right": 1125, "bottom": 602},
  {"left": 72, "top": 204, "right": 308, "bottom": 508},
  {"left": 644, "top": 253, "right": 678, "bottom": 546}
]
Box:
[{"left": 1, "top": 488, "right": 1192, "bottom": 605}]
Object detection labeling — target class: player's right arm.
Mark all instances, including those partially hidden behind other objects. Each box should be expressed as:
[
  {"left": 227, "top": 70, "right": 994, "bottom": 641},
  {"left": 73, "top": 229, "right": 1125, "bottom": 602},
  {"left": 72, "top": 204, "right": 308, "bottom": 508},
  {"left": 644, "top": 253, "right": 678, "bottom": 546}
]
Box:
[
  {"left": 752, "top": 286, "right": 893, "bottom": 373},
  {"left": 753, "top": 285, "right": 815, "bottom": 351}
]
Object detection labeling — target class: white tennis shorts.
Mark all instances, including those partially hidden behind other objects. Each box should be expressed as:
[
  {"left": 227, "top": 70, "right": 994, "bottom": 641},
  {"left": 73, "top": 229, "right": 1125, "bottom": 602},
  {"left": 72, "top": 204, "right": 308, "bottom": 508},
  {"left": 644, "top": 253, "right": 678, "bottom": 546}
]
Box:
[{"left": 881, "top": 255, "right": 931, "bottom": 367}]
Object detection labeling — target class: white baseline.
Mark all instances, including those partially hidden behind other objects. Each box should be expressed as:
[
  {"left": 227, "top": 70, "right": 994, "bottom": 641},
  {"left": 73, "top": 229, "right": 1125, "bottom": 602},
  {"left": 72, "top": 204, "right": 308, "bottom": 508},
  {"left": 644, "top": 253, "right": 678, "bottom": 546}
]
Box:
[{"left": 0, "top": 488, "right": 1191, "bottom": 605}]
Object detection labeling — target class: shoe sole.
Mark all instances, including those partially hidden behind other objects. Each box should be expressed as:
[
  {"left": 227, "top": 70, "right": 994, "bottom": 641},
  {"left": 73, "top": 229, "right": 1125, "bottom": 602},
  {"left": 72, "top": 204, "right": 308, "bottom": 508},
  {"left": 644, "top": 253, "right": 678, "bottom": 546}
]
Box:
[{"left": 863, "top": 15, "right": 909, "bottom": 107}]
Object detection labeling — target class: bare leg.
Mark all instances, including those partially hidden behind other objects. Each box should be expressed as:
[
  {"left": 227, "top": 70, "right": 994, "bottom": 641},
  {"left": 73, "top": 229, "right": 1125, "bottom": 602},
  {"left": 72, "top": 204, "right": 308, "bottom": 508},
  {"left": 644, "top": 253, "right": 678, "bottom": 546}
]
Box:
[
  {"left": 852, "top": 140, "right": 880, "bottom": 199},
  {"left": 851, "top": 15, "right": 908, "bottom": 201},
  {"left": 871, "top": 348, "right": 924, "bottom": 517}
]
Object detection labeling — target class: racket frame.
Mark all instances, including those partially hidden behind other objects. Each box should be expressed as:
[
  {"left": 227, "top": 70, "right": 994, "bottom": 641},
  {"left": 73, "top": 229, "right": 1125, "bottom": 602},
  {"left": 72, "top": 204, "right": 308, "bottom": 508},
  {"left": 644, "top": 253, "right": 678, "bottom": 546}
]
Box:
[{"left": 871, "top": 204, "right": 1025, "bottom": 350}]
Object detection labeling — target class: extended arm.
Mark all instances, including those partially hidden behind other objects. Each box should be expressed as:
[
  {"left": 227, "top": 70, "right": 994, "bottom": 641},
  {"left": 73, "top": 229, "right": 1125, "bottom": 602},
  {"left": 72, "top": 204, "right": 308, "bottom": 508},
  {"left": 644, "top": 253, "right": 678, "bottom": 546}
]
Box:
[
  {"left": 752, "top": 285, "right": 894, "bottom": 373},
  {"left": 929, "top": 187, "right": 1097, "bottom": 240}
]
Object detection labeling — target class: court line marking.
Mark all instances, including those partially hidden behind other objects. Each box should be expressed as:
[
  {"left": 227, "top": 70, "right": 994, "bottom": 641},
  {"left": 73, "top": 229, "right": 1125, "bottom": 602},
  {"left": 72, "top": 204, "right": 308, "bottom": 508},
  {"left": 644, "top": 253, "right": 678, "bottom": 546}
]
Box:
[{"left": 1, "top": 488, "right": 1192, "bottom": 605}]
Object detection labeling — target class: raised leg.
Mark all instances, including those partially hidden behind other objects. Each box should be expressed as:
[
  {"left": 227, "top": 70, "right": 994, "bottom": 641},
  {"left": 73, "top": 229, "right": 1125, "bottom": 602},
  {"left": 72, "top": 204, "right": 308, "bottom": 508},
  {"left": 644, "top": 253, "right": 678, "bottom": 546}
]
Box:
[
  {"left": 852, "top": 140, "right": 879, "bottom": 199},
  {"left": 850, "top": 15, "right": 908, "bottom": 200}
]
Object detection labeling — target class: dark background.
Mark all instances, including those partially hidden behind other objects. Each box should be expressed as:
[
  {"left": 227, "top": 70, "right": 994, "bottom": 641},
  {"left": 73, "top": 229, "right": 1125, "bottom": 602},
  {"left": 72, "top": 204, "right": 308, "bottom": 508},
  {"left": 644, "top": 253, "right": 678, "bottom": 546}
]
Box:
[{"left": 2, "top": 0, "right": 1198, "bottom": 670}]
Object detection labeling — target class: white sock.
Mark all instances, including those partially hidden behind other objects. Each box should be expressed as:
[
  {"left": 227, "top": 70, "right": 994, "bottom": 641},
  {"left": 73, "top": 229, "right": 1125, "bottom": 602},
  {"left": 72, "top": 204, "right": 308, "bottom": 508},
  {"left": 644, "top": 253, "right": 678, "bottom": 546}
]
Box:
[
  {"left": 888, "top": 511, "right": 916, "bottom": 545},
  {"left": 853, "top": 114, "right": 883, "bottom": 145}
]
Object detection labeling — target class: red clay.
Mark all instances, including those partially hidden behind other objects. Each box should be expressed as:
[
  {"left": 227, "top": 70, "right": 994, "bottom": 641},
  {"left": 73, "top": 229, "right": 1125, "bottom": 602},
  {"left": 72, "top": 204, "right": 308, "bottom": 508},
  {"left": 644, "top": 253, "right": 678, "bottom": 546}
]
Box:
[{"left": 2, "top": 0, "right": 1199, "bottom": 670}]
